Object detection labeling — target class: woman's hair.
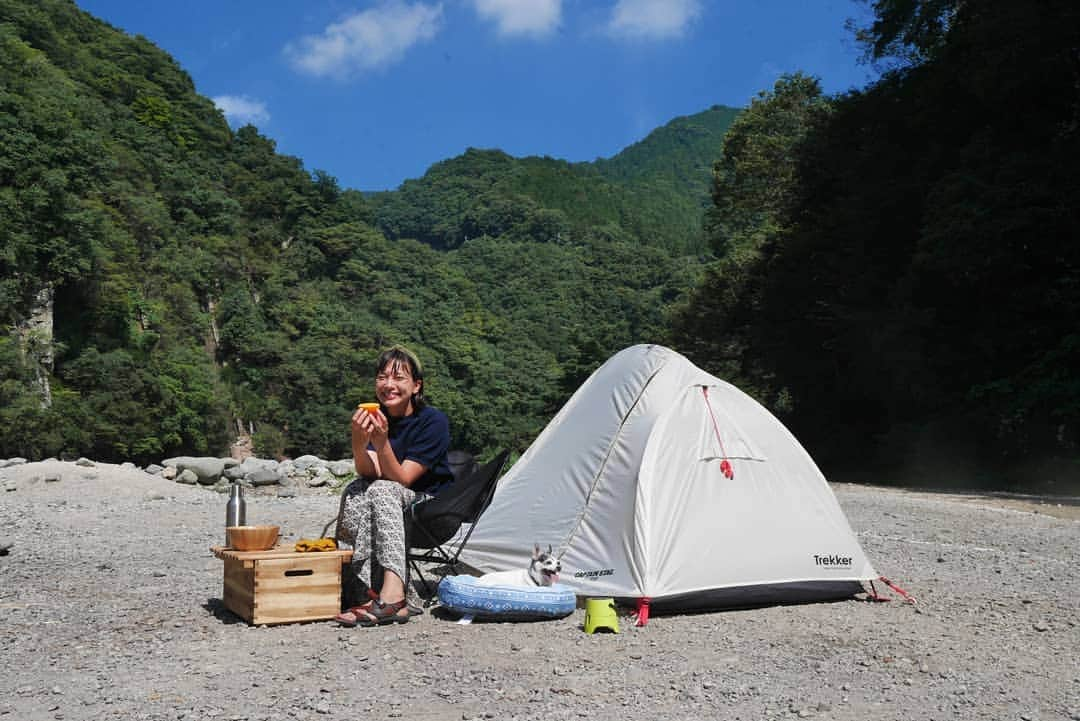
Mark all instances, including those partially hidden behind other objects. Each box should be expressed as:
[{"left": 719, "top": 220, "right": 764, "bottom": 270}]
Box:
[{"left": 375, "top": 345, "right": 427, "bottom": 410}]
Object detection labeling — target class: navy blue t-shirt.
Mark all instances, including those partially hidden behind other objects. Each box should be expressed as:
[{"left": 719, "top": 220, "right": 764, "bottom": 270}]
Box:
[{"left": 375, "top": 405, "right": 453, "bottom": 495}]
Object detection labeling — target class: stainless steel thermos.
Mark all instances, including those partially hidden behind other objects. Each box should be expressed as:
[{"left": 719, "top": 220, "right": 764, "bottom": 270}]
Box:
[{"left": 225, "top": 483, "right": 246, "bottom": 544}]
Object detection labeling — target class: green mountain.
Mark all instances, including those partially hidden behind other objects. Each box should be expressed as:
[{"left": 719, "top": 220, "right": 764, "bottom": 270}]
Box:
[
  {"left": 594, "top": 104, "right": 741, "bottom": 249},
  {"left": 371, "top": 106, "right": 739, "bottom": 256},
  {"left": 0, "top": 0, "right": 729, "bottom": 463}
]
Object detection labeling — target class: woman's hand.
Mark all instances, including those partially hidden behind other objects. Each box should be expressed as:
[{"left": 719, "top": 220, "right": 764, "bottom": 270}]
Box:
[
  {"left": 368, "top": 409, "right": 389, "bottom": 450},
  {"left": 350, "top": 407, "right": 374, "bottom": 446}
]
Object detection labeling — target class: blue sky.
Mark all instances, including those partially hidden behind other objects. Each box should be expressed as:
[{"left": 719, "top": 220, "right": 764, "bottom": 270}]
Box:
[{"left": 76, "top": 0, "right": 878, "bottom": 191}]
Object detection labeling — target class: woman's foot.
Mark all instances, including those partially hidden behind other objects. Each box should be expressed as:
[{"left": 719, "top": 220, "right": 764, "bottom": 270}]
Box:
[
  {"left": 334, "top": 604, "right": 374, "bottom": 627},
  {"left": 356, "top": 598, "right": 410, "bottom": 626},
  {"left": 334, "top": 588, "right": 379, "bottom": 626}
]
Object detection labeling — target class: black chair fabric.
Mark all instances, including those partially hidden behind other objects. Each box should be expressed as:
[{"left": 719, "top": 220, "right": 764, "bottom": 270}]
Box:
[
  {"left": 407, "top": 449, "right": 509, "bottom": 598},
  {"left": 447, "top": 449, "right": 478, "bottom": 485}
]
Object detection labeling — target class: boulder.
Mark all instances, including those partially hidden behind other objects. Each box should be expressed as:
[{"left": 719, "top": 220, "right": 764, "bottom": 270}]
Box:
[
  {"left": 161, "top": 466, "right": 177, "bottom": 480},
  {"left": 306, "top": 469, "right": 334, "bottom": 487},
  {"left": 223, "top": 466, "right": 246, "bottom": 481},
  {"left": 75, "top": 457, "right": 95, "bottom": 467},
  {"left": 144, "top": 464, "right": 164, "bottom": 475},
  {"left": 162, "top": 456, "right": 225, "bottom": 484},
  {"left": 248, "top": 469, "right": 283, "bottom": 487},
  {"left": 0, "top": 458, "right": 27, "bottom": 469},
  {"left": 239, "top": 457, "right": 278, "bottom": 474},
  {"left": 292, "top": 455, "right": 324, "bottom": 472},
  {"left": 176, "top": 469, "right": 199, "bottom": 485},
  {"left": 329, "top": 460, "right": 354, "bottom": 477}
]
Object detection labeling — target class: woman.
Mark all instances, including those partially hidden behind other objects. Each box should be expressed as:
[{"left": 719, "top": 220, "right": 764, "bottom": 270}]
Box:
[{"left": 334, "top": 346, "right": 452, "bottom": 627}]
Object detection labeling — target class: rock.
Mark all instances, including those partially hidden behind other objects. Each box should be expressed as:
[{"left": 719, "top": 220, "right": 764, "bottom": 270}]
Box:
[
  {"left": 162, "top": 456, "right": 225, "bottom": 484},
  {"left": 329, "top": 460, "right": 354, "bottom": 477},
  {"left": 223, "top": 466, "right": 246, "bottom": 481},
  {"left": 144, "top": 464, "right": 164, "bottom": 475},
  {"left": 222, "top": 457, "right": 239, "bottom": 469},
  {"left": 239, "top": 457, "right": 278, "bottom": 474},
  {"left": 293, "top": 455, "right": 324, "bottom": 472},
  {"left": 0, "top": 458, "right": 27, "bottom": 468},
  {"left": 1033, "top": 621, "right": 1050, "bottom": 632},
  {"left": 75, "top": 457, "right": 95, "bottom": 467},
  {"left": 44, "top": 473, "right": 61, "bottom": 483},
  {"left": 306, "top": 470, "right": 333, "bottom": 487},
  {"left": 176, "top": 469, "right": 199, "bottom": 485},
  {"left": 0, "top": 539, "right": 12, "bottom": 555},
  {"left": 3, "top": 479, "right": 16, "bottom": 492},
  {"left": 161, "top": 466, "right": 177, "bottom": 480},
  {"left": 277, "top": 487, "right": 298, "bottom": 498},
  {"left": 120, "top": 462, "right": 136, "bottom": 470},
  {"left": 249, "top": 469, "right": 283, "bottom": 487}
]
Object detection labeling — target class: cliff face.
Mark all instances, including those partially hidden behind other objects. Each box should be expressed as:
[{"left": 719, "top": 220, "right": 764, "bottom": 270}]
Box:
[{"left": 16, "top": 284, "right": 54, "bottom": 408}]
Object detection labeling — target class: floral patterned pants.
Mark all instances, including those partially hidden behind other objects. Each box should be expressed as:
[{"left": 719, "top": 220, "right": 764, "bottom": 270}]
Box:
[{"left": 336, "top": 478, "right": 424, "bottom": 605}]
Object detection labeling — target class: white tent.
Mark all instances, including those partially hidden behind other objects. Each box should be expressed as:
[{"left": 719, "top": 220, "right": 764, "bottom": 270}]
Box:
[{"left": 458, "top": 344, "right": 877, "bottom": 612}]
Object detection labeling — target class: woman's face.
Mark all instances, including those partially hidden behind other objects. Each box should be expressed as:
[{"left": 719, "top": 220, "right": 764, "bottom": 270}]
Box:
[{"left": 375, "top": 360, "right": 420, "bottom": 417}]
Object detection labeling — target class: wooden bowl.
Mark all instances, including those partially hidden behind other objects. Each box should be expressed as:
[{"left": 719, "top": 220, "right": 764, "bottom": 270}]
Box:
[{"left": 226, "top": 525, "right": 280, "bottom": 551}]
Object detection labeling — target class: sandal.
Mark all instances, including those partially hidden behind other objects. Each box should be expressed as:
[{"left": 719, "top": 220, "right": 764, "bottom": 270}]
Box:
[
  {"left": 357, "top": 598, "right": 411, "bottom": 627},
  {"left": 335, "top": 589, "right": 380, "bottom": 627}
]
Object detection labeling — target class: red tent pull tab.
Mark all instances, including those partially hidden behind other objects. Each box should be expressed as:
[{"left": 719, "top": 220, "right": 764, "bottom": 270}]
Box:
[
  {"left": 702, "top": 387, "right": 735, "bottom": 479},
  {"left": 879, "top": 576, "right": 917, "bottom": 604},
  {"left": 635, "top": 597, "right": 651, "bottom": 626}
]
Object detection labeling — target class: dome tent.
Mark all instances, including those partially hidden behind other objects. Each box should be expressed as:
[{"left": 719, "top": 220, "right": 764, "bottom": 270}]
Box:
[{"left": 457, "top": 344, "right": 878, "bottom": 617}]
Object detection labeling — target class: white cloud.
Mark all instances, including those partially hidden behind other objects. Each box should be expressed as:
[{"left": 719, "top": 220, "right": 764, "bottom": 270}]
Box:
[
  {"left": 212, "top": 95, "right": 270, "bottom": 126},
  {"left": 471, "top": 0, "right": 561, "bottom": 37},
  {"left": 607, "top": 0, "right": 701, "bottom": 40},
  {"left": 286, "top": 1, "right": 443, "bottom": 78}
]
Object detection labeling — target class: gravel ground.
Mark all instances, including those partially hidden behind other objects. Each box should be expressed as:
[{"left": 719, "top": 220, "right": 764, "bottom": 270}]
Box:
[{"left": 1, "top": 460, "right": 1077, "bottom": 721}]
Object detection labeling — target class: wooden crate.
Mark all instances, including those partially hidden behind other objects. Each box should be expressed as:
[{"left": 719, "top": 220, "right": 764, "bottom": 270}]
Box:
[{"left": 211, "top": 547, "right": 353, "bottom": 625}]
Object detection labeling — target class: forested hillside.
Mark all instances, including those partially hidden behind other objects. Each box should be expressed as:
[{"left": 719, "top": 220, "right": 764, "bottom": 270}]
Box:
[
  {"left": 672, "top": 0, "right": 1080, "bottom": 490},
  {"left": 4, "top": 0, "right": 1075, "bottom": 492},
  {"left": 369, "top": 104, "right": 737, "bottom": 257},
  {"left": 0, "top": 0, "right": 717, "bottom": 463}
]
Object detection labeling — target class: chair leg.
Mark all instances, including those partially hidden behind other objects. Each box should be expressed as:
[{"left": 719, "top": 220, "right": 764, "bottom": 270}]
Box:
[{"left": 408, "top": 558, "right": 437, "bottom": 605}]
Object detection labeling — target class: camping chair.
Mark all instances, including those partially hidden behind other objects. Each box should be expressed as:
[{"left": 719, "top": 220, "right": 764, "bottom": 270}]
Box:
[{"left": 406, "top": 449, "right": 510, "bottom": 602}]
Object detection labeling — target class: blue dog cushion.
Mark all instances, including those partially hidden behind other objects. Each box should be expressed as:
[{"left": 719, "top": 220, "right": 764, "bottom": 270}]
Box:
[{"left": 438, "top": 575, "right": 576, "bottom": 619}]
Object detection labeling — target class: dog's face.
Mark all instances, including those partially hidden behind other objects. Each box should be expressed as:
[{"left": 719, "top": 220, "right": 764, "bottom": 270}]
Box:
[{"left": 529, "top": 543, "right": 561, "bottom": 586}]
